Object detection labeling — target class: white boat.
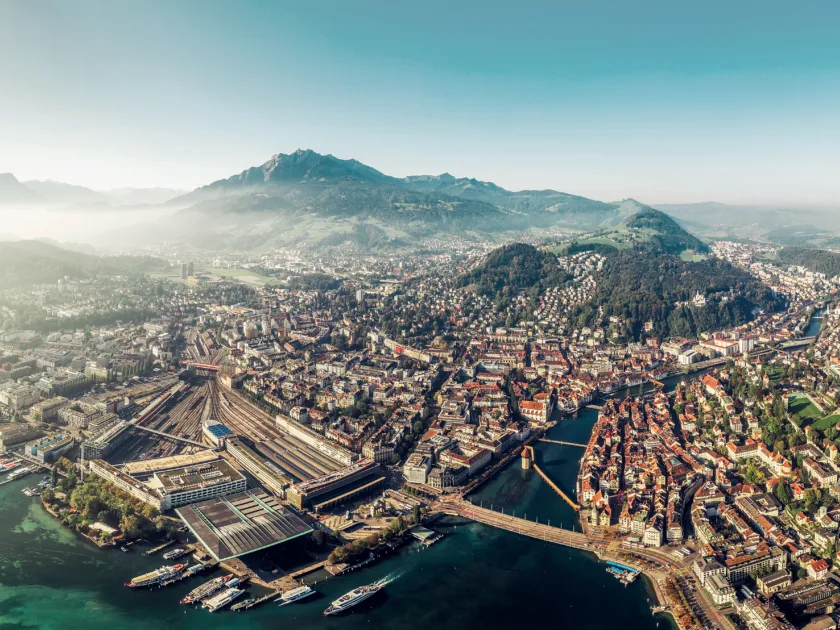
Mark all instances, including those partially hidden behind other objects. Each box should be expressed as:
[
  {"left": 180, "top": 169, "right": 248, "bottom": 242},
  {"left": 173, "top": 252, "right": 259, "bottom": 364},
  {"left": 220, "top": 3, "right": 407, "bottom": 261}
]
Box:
[
  {"left": 162, "top": 548, "right": 187, "bottom": 560},
  {"left": 324, "top": 582, "right": 383, "bottom": 616},
  {"left": 203, "top": 587, "right": 245, "bottom": 612},
  {"left": 8, "top": 466, "right": 33, "bottom": 481},
  {"left": 181, "top": 575, "right": 233, "bottom": 604},
  {"left": 124, "top": 564, "right": 186, "bottom": 588},
  {"left": 278, "top": 585, "right": 316, "bottom": 605}
]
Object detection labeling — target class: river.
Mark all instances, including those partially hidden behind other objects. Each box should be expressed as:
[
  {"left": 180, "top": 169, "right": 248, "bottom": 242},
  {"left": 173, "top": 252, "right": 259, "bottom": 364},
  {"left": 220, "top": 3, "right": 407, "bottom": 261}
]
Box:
[{"left": 804, "top": 307, "right": 825, "bottom": 338}]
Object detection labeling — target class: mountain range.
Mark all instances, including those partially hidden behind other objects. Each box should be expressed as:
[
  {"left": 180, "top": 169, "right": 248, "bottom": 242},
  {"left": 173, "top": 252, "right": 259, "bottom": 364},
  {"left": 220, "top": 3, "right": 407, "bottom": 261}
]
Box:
[
  {"left": 156, "top": 149, "right": 658, "bottom": 250},
  {"left": 4, "top": 148, "right": 833, "bottom": 252},
  {"left": 0, "top": 173, "right": 185, "bottom": 208}
]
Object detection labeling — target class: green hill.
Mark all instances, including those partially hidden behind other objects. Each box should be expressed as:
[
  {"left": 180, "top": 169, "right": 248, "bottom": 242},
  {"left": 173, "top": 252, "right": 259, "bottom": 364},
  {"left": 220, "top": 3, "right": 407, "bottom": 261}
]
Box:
[
  {"left": 457, "top": 243, "right": 570, "bottom": 301},
  {"left": 625, "top": 207, "right": 710, "bottom": 254},
  {"left": 569, "top": 250, "right": 783, "bottom": 341},
  {"left": 775, "top": 246, "right": 840, "bottom": 278},
  {"left": 0, "top": 240, "right": 166, "bottom": 289}
]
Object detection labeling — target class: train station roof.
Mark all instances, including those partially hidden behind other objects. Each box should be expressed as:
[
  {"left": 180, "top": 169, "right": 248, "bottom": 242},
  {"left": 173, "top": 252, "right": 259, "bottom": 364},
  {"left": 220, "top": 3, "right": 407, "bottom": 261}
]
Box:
[{"left": 176, "top": 489, "right": 312, "bottom": 561}]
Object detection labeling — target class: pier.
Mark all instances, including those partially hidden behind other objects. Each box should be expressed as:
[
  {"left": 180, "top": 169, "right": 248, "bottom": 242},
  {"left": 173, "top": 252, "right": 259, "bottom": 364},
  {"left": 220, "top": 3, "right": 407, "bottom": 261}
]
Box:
[
  {"left": 144, "top": 540, "right": 176, "bottom": 556},
  {"left": 537, "top": 439, "right": 586, "bottom": 448}
]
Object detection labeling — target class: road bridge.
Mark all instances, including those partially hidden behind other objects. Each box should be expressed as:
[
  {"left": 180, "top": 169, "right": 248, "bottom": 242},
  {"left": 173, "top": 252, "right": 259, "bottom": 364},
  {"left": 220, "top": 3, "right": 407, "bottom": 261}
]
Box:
[
  {"left": 779, "top": 336, "right": 816, "bottom": 349},
  {"left": 442, "top": 498, "right": 590, "bottom": 549},
  {"left": 185, "top": 362, "right": 221, "bottom": 372},
  {"left": 131, "top": 424, "right": 207, "bottom": 448}
]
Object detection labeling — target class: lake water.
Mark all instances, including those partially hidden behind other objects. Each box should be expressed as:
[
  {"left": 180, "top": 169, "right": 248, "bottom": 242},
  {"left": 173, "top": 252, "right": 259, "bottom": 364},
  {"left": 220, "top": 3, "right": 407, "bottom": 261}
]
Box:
[{"left": 0, "top": 374, "right": 705, "bottom": 630}]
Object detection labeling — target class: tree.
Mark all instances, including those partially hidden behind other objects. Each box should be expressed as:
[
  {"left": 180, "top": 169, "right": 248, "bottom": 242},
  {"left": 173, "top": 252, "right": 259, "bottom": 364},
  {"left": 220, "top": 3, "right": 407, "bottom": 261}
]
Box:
[
  {"left": 412, "top": 505, "right": 422, "bottom": 524},
  {"left": 804, "top": 489, "right": 821, "bottom": 514},
  {"left": 774, "top": 480, "right": 793, "bottom": 506},
  {"left": 328, "top": 546, "right": 348, "bottom": 565}
]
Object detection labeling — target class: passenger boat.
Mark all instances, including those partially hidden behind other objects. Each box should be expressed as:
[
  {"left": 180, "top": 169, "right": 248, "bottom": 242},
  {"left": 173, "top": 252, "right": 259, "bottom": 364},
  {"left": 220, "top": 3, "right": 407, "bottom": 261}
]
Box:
[
  {"left": 125, "top": 564, "right": 186, "bottom": 588},
  {"left": 278, "top": 585, "right": 316, "bottom": 605},
  {"left": 324, "top": 582, "right": 382, "bottom": 616}
]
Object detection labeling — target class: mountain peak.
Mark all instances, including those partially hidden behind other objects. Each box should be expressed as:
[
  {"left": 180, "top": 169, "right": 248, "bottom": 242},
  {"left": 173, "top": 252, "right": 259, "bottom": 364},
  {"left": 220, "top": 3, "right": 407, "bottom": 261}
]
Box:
[{"left": 0, "top": 172, "right": 42, "bottom": 206}]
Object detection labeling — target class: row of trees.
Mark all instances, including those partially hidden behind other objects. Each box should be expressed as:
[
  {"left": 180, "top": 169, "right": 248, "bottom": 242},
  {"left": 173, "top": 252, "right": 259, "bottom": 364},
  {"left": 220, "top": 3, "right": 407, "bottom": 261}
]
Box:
[
  {"left": 327, "top": 506, "right": 423, "bottom": 566},
  {"left": 43, "top": 460, "right": 177, "bottom": 542}
]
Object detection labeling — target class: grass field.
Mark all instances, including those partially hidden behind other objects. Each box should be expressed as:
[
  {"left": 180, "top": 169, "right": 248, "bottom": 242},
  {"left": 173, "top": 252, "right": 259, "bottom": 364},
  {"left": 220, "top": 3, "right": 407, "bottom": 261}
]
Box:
[
  {"left": 680, "top": 250, "right": 708, "bottom": 262},
  {"left": 789, "top": 393, "right": 822, "bottom": 421},
  {"left": 810, "top": 414, "right": 840, "bottom": 432},
  {"left": 201, "top": 267, "right": 280, "bottom": 287}
]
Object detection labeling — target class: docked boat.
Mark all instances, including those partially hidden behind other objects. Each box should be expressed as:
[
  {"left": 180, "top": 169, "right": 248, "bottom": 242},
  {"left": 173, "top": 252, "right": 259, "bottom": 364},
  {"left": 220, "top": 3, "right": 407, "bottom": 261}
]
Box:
[
  {"left": 124, "top": 564, "right": 187, "bottom": 588},
  {"left": 181, "top": 575, "right": 234, "bottom": 604},
  {"left": 8, "top": 466, "right": 33, "bottom": 481},
  {"left": 324, "top": 582, "right": 383, "bottom": 616},
  {"left": 163, "top": 548, "right": 188, "bottom": 560},
  {"left": 278, "top": 585, "right": 316, "bottom": 605},
  {"left": 230, "top": 598, "right": 257, "bottom": 612},
  {"left": 203, "top": 587, "right": 245, "bottom": 612}
]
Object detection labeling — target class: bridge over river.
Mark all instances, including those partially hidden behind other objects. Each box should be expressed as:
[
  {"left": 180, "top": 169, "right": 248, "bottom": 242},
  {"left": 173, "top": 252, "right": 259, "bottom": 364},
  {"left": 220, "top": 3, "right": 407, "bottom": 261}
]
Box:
[{"left": 439, "top": 497, "right": 592, "bottom": 550}]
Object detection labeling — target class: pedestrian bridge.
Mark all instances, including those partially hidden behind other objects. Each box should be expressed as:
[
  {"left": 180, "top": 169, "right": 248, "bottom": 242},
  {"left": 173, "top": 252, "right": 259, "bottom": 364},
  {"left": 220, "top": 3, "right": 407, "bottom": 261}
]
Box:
[
  {"left": 538, "top": 439, "right": 586, "bottom": 448},
  {"left": 524, "top": 445, "right": 580, "bottom": 511}
]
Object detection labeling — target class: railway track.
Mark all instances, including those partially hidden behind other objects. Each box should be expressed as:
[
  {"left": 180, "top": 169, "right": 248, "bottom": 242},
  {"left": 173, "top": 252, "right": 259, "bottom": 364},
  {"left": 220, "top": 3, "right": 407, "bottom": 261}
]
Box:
[{"left": 207, "top": 377, "right": 345, "bottom": 481}]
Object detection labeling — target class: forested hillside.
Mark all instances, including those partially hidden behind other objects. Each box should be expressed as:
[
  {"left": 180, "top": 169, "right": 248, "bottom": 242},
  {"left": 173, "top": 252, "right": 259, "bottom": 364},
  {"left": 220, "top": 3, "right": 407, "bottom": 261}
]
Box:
[
  {"left": 570, "top": 251, "right": 784, "bottom": 340},
  {"left": 776, "top": 247, "right": 840, "bottom": 278},
  {"left": 0, "top": 241, "right": 165, "bottom": 289},
  {"left": 457, "top": 243, "right": 571, "bottom": 301}
]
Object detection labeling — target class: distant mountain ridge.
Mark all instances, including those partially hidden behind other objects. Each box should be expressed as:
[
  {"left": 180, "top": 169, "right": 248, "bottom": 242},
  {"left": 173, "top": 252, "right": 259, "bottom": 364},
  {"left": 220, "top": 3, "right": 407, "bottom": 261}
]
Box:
[
  {"left": 165, "top": 148, "right": 674, "bottom": 250},
  {"left": 0, "top": 173, "right": 41, "bottom": 205},
  {"left": 0, "top": 175, "right": 184, "bottom": 208}
]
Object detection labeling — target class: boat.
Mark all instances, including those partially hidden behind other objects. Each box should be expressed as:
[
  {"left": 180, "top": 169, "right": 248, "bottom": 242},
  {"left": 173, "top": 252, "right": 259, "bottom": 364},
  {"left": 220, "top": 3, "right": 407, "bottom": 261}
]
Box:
[
  {"left": 230, "top": 598, "right": 257, "bottom": 612},
  {"left": 203, "top": 587, "right": 245, "bottom": 612},
  {"left": 8, "top": 466, "right": 33, "bottom": 481},
  {"left": 324, "top": 582, "right": 383, "bottom": 616},
  {"left": 181, "top": 575, "right": 234, "bottom": 604},
  {"left": 124, "top": 564, "right": 187, "bottom": 588},
  {"left": 163, "top": 548, "right": 188, "bottom": 560},
  {"left": 186, "top": 563, "right": 207, "bottom": 576},
  {"left": 278, "top": 585, "right": 316, "bottom": 605},
  {"left": 120, "top": 546, "right": 129, "bottom": 553}
]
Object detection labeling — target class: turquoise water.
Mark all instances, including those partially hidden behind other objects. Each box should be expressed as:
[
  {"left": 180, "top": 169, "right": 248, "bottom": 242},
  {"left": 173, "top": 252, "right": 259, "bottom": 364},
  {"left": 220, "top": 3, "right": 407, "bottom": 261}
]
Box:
[
  {"left": 0, "top": 375, "right": 704, "bottom": 630},
  {"left": 0, "top": 468, "right": 667, "bottom": 630}
]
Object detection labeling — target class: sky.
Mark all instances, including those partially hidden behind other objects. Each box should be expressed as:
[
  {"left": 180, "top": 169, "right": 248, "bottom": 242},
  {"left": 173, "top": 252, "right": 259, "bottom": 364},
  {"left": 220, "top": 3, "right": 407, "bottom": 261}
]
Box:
[{"left": 1, "top": 0, "right": 839, "bottom": 204}]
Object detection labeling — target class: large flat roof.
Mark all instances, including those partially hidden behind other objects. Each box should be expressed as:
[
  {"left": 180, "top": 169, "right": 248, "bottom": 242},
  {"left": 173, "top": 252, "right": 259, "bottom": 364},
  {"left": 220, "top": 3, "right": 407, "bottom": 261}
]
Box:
[
  {"left": 176, "top": 489, "right": 312, "bottom": 561},
  {"left": 122, "top": 450, "right": 219, "bottom": 475}
]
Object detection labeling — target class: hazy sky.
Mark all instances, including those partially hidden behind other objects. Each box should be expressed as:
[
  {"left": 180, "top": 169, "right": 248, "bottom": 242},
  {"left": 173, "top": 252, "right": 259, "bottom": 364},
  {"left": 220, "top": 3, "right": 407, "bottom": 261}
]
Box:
[{"left": 1, "top": 0, "right": 839, "bottom": 204}]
